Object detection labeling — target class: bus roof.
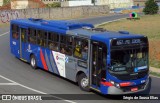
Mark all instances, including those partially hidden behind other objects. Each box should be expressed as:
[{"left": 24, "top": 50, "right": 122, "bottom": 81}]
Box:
[
  {"left": 67, "top": 28, "right": 145, "bottom": 42},
  {"left": 11, "top": 18, "right": 94, "bottom": 33},
  {"left": 11, "top": 18, "right": 145, "bottom": 42}
]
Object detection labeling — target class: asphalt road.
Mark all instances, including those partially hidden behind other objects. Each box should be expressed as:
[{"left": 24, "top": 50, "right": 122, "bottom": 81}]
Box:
[
  {"left": 0, "top": 14, "right": 160, "bottom": 103},
  {"left": 76, "top": 14, "right": 129, "bottom": 25}
]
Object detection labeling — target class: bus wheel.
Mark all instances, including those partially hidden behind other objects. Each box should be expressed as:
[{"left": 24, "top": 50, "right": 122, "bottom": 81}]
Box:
[
  {"left": 30, "top": 55, "right": 37, "bottom": 69},
  {"left": 78, "top": 73, "right": 90, "bottom": 92}
]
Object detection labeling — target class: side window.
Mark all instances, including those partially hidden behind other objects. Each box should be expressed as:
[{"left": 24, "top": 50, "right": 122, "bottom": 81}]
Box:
[
  {"left": 37, "top": 30, "right": 47, "bottom": 47},
  {"left": 66, "top": 36, "right": 73, "bottom": 55},
  {"left": 12, "top": 24, "right": 19, "bottom": 39},
  {"left": 28, "top": 28, "right": 36, "bottom": 44},
  {"left": 73, "top": 37, "right": 88, "bottom": 60},
  {"left": 48, "top": 32, "right": 59, "bottom": 51},
  {"left": 60, "top": 35, "right": 73, "bottom": 56}
]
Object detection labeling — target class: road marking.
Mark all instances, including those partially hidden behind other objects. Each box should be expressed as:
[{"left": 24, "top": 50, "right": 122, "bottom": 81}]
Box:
[
  {"left": 0, "top": 31, "right": 10, "bottom": 37},
  {"left": 0, "top": 75, "right": 76, "bottom": 103},
  {"left": 0, "top": 83, "right": 19, "bottom": 85}
]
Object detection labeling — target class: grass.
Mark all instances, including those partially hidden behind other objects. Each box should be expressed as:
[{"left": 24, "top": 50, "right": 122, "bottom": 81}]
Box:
[
  {"left": 98, "top": 14, "right": 160, "bottom": 68},
  {"left": 150, "top": 71, "right": 160, "bottom": 77}
]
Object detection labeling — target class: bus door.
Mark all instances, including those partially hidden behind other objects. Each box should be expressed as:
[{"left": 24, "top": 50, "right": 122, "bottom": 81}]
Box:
[
  {"left": 90, "top": 41, "right": 107, "bottom": 89},
  {"left": 19, "top": 27, "right": 27, "bottom": 60},
  {"left": 11, "top": 24, "right": 20, "bottom": 58}
]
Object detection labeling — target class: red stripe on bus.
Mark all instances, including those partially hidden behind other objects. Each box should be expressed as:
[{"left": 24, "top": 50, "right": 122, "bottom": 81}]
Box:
[
  {"left": 101, "top": 82, "right": 113, "bottom": 86},
  {"left": 40, "top": 49, "right": 48, "bottom": 71}
]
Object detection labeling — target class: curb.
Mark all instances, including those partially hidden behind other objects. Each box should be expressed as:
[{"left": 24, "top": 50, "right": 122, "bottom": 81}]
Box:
[{"left": 150, "top": 71, "right": 160, "bottom": 78}]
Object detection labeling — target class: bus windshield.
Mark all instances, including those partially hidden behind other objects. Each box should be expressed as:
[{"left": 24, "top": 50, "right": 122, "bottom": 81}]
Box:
[{"left": 109, "top": 47, "right": 148, "bottom": 74}]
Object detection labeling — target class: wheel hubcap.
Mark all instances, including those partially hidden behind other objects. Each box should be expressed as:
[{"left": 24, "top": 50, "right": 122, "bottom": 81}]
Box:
[
  {"left": 81, "top": 77, "right": 88, "bottom": 88},
  {"left": 31, "top": 58, "right": 35, "bottom": 67}
]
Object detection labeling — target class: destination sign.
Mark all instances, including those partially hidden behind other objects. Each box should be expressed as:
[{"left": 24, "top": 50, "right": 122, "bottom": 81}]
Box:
[
  {"left": 116, "top": 39, "right": 141, "bottom": 45},
  {"left": 111, "top": 38, "right": 148, "bottom": 46}
]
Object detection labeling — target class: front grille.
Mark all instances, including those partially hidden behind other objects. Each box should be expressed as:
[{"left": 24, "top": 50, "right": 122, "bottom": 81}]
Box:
[{"left": 112, "top": 70, "right": 148, "bottom": 81}]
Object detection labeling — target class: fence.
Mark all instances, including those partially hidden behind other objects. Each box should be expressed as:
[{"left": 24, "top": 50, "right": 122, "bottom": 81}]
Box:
[{"left": 0, "top": 5, "right": 110, "bottom": 24}]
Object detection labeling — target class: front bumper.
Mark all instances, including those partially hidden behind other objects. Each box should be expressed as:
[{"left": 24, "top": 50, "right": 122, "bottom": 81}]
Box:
[{"left": 107, "top": 77, "right": 150, "bottom": 95}]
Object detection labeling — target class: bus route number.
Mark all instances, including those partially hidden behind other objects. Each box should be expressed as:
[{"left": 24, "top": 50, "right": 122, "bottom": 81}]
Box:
[{"left": 116, "top": 39, "right": 141, "bottom": 45}]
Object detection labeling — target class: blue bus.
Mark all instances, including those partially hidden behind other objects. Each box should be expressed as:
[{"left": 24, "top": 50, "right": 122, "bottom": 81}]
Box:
[{"left": 10, "top": 18, "right": 150, "bottom": 94}]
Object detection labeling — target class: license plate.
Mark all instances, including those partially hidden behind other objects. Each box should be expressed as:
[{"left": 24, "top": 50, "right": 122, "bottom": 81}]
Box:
[{"left": 131, "top": 87, "right": 138, "bottom": 91}]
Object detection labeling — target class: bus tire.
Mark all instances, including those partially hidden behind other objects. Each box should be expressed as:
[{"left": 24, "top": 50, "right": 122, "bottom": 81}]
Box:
[
  {"left": 30, "top": 55, "right": 37, "bottom": 69},
  {"left": 78, "top": 73, "right": 90, "bottom": 92}
]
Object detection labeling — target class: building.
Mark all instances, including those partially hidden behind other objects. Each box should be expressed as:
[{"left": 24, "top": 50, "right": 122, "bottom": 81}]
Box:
[
  {"left": 0, "top": 0, "right": 3, "bottom": 6},
  {"left": 41, "top": 0, "right": 68, "bottom": 4},
  {"left": 61, "top": 0, "right": 133, "bottom": 9},
  {"left": 61, "top": 0, "right": 93, "bottom": 7},
  {"left": 0, "top": 0, "right": 45, "bottom": 10},
  {"left": 133, "top": 0, "right": 147, "bottom": 6},
  {"left": 95, "top": 0, "right": 133, "bottom": 9}
]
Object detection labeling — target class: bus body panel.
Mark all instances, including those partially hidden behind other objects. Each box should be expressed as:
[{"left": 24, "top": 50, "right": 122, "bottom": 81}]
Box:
[
  {"left": 64, "top": 55, "right": 77, "bottom": 81},
  {"left": 21, "top": 42, "right": 27, "bottom": 60},
  {"left": 11, "top": 39, "right": 20, "bottom": 58},
  {"left": 19, "top": 27, "right": 28, "bottom": 60},
  {"left": 23, "top": 43, "right": 87, "bottom": 82},
  {"left": 10, "top": 18, "right": 150, "bottom": 95}
]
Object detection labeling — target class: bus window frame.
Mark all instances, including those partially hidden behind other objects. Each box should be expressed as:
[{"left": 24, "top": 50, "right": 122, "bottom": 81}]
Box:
[
  {"left": 48, "top": 32, "right": 60, "bottom": 52},
  {"left": 21, "top": 28, "right": 27, "bottom": 43},
  {"left": 36, "top": 29, "right": 48, "bottom": 48},
  {"left": 27, "top": 28, "right": 37, "bottom": 45},
  {"left": 11, "top": 24, "right": 19, "bottom": 40},
  {"left": 73, "top": 36, "right": 89, "bottom": 61},
  {"left": 59, "top": 35, "right": 73, "bottom": 56}
]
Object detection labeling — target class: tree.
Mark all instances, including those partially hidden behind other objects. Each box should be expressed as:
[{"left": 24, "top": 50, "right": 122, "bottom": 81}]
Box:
[
  {"left": 143, "top": 0, "right": 159, "bottom": 15},
  {"left": 46, "top": 2, "right": 61, "bottom": 8},
  {"left": 3, "top": 0, "right": 10, "bottom": 6}
]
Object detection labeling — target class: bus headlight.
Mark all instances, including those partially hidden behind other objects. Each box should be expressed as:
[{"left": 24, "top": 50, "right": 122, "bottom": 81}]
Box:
[
  {"left": 110, "top": 81, "right": 115, "bottom": 85},
  {"left": 115, "top": 83, "right": 120, "bottom": 88},
  {"left": 110, "top": 81, "right": 120, "bottom": 88}
]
